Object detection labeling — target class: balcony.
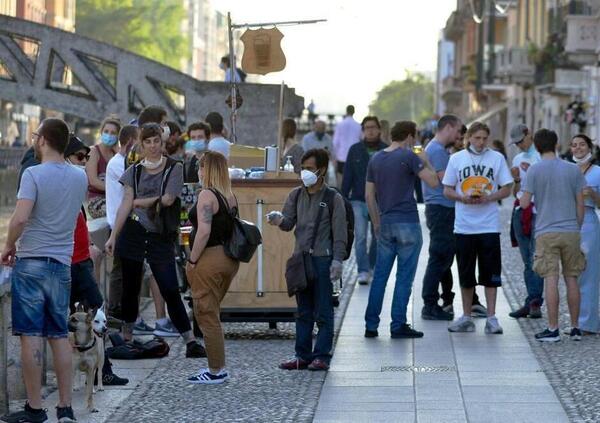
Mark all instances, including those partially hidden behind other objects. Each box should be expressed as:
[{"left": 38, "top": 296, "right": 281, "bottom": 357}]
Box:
[
  {"left": 495, "top": 47, "right": 534, "bottom": 85},
  {"left": 536, "top": 68, "right": 589, "bottom": 94},
  {"left": 441, "top": 76, "right": 463, "bottom": 107},
  {"left": 564, "top": 14, "right": 599, "bottom": 65}
]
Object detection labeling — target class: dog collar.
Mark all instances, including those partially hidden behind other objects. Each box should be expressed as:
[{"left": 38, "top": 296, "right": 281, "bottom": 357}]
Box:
[{"left": 75, "top": 337, "right": 97, "bottom": 353}]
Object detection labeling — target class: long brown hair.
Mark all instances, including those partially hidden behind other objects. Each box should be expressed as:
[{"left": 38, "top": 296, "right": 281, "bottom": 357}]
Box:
[{"left": 200, "top": 151, "right": 233, "bottom": 198}]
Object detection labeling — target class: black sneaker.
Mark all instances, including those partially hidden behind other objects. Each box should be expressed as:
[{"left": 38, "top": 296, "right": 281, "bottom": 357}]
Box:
[
  {"left": 509, "top": 305, "right": 529, "bottom": 319},
  {"left": 570, "top": 327, "right": 582, "bottom": 341},
  {"left": 391, "top": 324, "right": 424, "bottom": 339},
  {"left": 1, "top": 403, "right": 48, "bottom": 423},
  {"left": 103, "top": 372, "right": 129, "bottom": 386},
  {"left": 364, "top": 329, "right": 378, "bottom": 338},
  {"left": 421, "top": 305, "right": 454, "bottom": 321},
  {"left": 56, "top": 405, "right": 76, "bottom": 423},
  {"left": 186, "top": 341, "right": 207, "bottom": 358},
  {"left": 535, "top": 328, "right": 560, "bottom": 342}
]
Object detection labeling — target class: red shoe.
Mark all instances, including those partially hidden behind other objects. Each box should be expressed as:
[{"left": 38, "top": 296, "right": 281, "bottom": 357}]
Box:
[
  {"left": 279, "top": 357, "right": 310, "bottom": 370},
  {"left": 308, "top": 359, "right": 330, "bottom": 371}
]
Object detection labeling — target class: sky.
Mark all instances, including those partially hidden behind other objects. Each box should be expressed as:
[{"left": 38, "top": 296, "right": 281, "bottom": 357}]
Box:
[{"left": 212, "top": 0, "right": 456, "bottom": 118}]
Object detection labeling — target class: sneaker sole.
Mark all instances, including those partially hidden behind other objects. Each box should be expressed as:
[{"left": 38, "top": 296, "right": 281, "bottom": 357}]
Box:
[
  {"left": 58, "top": 417, "right": 76, "bottom": 423},
  {"left": 358, "top": 281, "right": 369, "bottom": 285},
  {"left": 571, "top": 335, "right": 582, "bottom": 341},
  {"left": 421, "top": 314, "right": 453, "bottom": 321},
  {"left": 391, "top": 333, "right": 424, "bottom": 339},
  {"left": 485, "top": 329, "right": 504, "bottom": 334},
  {"left": 132, "top": 330, "right": 154, "bottom": 335},
  {"left": 536, "top": 336, "right": 561, "bottom": 342},
  {"left": 448, "top": 326, "right": 475, "bottom": 333},
  {"left": 153, "top": 330, "right": 180, "bottom": 337},
  {"left": 528, "top": 314, "right": 543, "bottom": 319},
  {"left": 187, "top": 377, "right": 228, "bottom": 385}
]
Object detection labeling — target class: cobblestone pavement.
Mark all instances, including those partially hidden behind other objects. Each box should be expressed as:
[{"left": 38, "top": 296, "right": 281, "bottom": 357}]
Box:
[
  {"left": 108, "top": 259, "right": 358, "bottom": 423},
  {"left": 499, "top": 205, "right": 595, "bottom": 423}
]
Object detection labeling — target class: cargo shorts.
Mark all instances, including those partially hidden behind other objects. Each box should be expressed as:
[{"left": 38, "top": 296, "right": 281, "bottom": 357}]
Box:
[{"left": 533, "top": 232, "right": 586, "bottom": 278}]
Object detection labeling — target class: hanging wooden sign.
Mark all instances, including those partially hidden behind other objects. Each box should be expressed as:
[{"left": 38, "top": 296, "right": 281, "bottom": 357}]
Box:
[{"left": 240, "top": 27, "right": 286, "bottom": 75}]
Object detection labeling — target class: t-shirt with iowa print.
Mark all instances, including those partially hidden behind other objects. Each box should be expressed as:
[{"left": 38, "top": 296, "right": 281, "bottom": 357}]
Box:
[{"left": 442, "top": 148, "right": 513, "bottom": 235}]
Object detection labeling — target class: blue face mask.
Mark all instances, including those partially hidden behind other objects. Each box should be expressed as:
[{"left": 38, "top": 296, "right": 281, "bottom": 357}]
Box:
[
  {"left": 186, "top": 140, "right": 206, "bottom": 152},
  {"left": 101, "top": 133, "right": 118, "bottom": 146}
]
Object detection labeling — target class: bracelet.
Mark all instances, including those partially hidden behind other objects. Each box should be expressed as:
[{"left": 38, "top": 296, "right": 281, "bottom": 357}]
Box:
[{"left": 187, "top": 258, "right": 198, "bottom": 265}]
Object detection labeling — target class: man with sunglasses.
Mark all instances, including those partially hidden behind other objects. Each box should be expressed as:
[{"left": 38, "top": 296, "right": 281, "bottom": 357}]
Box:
[{"left": 508, "top": 123, "right": 544, "bottom": 319}]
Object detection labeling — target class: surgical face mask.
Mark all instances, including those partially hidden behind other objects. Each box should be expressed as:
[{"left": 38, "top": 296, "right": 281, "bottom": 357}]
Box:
[
  {"left": 573, "top": 152, "right": 593, "bottom": 164},
  {"left": 140, "top": 156, "right": 164, "bottom": 170},
  {"left": 66, "top": 158, "right": 86, "bottom": 171},
  {"left": 101, "top": 133, "right": 118, "bottom": 146},
  {"left": 301, "top": 169, "right": 319, "bottom": 187},
  {"left": 468, "top": 145, "right": 488, "bottom": 155},
  {"left": 161, "top": 125, "right": 170, "bottom": 142},
  {"left": 185, "top": 140, "right": 206, "bottom": 153}
]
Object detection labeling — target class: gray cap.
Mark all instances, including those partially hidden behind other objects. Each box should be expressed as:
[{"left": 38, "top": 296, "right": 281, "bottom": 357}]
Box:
[{"left": 509, "top": 123, "right": 529, "bottom": 144}]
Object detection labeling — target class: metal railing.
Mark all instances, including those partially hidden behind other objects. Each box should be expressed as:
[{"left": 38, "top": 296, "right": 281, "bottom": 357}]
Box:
[{"left": 0, "top": 147, "right": 27, "bottom": 170}]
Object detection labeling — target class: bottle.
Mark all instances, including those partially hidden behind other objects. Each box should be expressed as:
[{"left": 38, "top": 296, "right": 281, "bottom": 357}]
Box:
[{"left": 283, "top": 156, "right": 294, "bottom": 172}]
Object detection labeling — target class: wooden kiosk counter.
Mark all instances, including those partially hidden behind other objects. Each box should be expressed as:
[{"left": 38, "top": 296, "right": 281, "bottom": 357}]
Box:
[{"left": 220, "top": 175, "right": 301, "bottom": 323}]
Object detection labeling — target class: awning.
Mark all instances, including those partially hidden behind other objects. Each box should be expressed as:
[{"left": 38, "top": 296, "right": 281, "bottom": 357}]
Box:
[{"left": 467, "top": 102, "right": 508, "bottom": 126}]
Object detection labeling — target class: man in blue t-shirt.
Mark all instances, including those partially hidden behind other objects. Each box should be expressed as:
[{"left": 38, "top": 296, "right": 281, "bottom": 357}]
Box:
[
  {"left": 421, "top": 116, "right": 486, "bottom": 321},
  {"left": 364, "top": 121, "right": 438, "bottom": 339},
  {"left": 1, "top": 118, "right": 87, "bottom": 423}
]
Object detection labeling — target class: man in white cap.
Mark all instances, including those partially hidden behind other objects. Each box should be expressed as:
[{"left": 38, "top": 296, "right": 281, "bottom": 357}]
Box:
[{"left": 508, "top": 123, "right": 544, "bottom": 319}]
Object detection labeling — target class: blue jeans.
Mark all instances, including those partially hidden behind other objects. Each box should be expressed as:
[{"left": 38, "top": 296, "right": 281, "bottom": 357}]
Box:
[
  {"left": 12, "top": 257, "right": 71, "bottom": 338},
  {"left": 579, "top": 212, "right": 600, "bottom": 332},
  {"left": 365, "top": 222, "right": 422, "bottom": 332},
  {"left": 295, "top": 256, "right": 334, "bottom": 364},
  {"left": 512, "top": 208, "right": 544, "bottom": 307},
  {"left": 352, "top": 201, "right": 377, "bottom": 274}
]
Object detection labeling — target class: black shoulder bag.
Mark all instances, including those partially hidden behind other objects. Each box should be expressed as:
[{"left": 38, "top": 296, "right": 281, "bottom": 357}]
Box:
[{"left": 284, "top": 189, "right": 328, "bottom": 297}]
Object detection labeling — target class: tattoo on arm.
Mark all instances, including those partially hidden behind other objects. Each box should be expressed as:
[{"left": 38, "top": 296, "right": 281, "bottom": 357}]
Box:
[
  {"left": 200, "top": 204, "right": 213, "bottom": 224},
  {"left": 34, "top": 349, "right": 43, "bottom": 367}
]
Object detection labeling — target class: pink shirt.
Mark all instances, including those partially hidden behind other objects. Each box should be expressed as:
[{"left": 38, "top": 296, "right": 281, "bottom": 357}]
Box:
[{"left": 332, "top": 116, "right": 362, "bottom": 162}]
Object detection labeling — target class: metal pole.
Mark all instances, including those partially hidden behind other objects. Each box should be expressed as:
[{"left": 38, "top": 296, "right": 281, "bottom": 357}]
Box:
[
  {"left": 277, "top": 81, "right": 285, "bottom": 176},
  {"left": 231, "top": 18, "right": 327, "bottom": 29},
  {"left": 228, "top": 12, "right": 237, "bottom": 144}
]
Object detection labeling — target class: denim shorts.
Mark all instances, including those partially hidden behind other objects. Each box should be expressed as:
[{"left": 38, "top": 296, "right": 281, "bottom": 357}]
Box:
[{"left": 11, "top": 257, "right": 71, "bottom": 338}]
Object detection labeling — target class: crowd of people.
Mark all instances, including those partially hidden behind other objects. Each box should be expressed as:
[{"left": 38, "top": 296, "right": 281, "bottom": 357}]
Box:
[{"left": 1, "top": 99, "right": 598, "bottom": 422}]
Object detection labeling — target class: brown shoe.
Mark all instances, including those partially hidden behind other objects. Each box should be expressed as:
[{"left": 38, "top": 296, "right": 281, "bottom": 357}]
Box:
[
  {"left": 308, "top": 359, "right": 330, "bottom": 371},
  {"left": 279, "top": 358, "right": 310, "bottom": 370}
]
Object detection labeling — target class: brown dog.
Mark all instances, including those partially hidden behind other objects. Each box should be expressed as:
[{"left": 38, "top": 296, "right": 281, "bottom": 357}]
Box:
[{"left": 69, "top": 306, "right": 105, "bottom": 413}]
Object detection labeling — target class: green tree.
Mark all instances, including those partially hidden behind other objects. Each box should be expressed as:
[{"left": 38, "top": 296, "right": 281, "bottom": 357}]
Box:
[
  {"left": 369, "top": 72, "right": 434, "bottom": 125},
  {"left": 76, "top": 0, "right": 188, "bottom": 69}
]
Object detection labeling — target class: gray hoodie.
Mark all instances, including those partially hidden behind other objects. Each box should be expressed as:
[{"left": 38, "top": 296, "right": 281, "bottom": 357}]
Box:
[{"left": 279, "top": 184, "right": 347, "bottom": 262}]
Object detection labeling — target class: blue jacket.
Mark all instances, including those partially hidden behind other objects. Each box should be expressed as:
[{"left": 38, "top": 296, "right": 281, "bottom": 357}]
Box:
[{"left": 341, "top": 140, "right": 387, "bottom": 202}]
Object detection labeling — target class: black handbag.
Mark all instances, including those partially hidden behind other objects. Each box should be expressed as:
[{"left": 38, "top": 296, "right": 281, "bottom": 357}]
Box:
[
  {"left": 285, "top": 192, "right": 327, "bottom": 297},
  {"left": 212, "top": 189, "right": 262, "bottom": 263}
]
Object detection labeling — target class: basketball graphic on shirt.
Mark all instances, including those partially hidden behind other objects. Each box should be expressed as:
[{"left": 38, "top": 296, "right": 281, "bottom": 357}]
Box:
[{"left": 461, "top": 176, "right": 492, "bottom": 197}]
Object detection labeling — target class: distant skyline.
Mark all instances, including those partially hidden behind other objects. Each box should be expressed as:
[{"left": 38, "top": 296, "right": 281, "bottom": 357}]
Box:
[{"left": 213, "top": 0, "right": 456, "bottom": 118}]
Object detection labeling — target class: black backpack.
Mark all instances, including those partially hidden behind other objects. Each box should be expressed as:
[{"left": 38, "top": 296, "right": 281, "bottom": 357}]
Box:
[
  {"left": 293, "top": 186, "right": 354, "bottom": 261},
  {"left": 211, "top": 189, "right": 262, "bottom": 263},
  {"left": 133, "top": 157, "right": 181, "bottom": 241}
]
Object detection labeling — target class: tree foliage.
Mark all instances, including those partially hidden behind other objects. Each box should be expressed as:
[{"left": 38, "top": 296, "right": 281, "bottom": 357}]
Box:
[
  {"left": 369, "top": 72, "right": 434, "bottom": 125},
  {"left": 76, "top": 0, "right": 188, "bottom": 69}
]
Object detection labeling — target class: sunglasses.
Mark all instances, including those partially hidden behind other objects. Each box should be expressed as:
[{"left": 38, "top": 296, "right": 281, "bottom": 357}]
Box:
[{"left": 74, "top": 152, "right": 90, "bottom": 161}]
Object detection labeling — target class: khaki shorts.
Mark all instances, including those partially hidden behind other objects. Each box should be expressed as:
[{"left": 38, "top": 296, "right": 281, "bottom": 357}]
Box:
[{"left": 533, "top": 232, "right": 586, "bottom": 278}]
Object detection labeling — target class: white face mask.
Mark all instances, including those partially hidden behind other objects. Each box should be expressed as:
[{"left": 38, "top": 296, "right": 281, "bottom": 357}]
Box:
[
  {"left": 300, "top": 169, "right": 319, "bottom": 187},
  {"left": 66, "top": 158, "right": 86, "bottom": 171},
  {"left": 161, "top": 125, "right": 170, "bottom": 142},
  {"left": 573, "top": 152, "right": 593, "bottom": 164},
  {"left": 140, "top": 156, "right": 164, "bottom": 170},
  {"left": 468, "top": 145, "right": 488, "bottom": 155}
]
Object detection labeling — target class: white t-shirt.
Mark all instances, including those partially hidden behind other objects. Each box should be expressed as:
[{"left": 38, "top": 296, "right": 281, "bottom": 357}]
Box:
[
  {"left": 208, "top": 136, "right": 231, "bottom": 159},
  {"left": 512, "top": 145, "right": 541, "bottom": 200},
  {"left": 105, "top": 153, "right": 125, "bottom": 229},
  {"left": 442, "top": 148, "right": 513, "bottom": 234}
]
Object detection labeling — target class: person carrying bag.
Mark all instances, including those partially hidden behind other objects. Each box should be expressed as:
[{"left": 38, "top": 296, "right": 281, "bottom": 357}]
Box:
[{"left": 268, "top": 148, "right": 347, "bottom": 372}]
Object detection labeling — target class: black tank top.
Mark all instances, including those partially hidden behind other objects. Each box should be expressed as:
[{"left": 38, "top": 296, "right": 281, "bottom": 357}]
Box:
[{"left": 189, "top": 189, "right": 235, "bottom": 248}]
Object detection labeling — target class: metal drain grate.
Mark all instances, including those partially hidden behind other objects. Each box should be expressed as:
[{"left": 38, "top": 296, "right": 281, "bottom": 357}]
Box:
[{"left": 381, "top": 365, "right": 456, "bottom": 373}]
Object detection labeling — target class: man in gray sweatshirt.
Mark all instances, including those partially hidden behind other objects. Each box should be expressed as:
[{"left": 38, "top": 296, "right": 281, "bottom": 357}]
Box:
[{"left": 268, "top": 148, "right": 347, "bottom": 371}]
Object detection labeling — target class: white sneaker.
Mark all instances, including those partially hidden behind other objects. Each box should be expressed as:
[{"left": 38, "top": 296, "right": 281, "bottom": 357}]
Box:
[
  {"left": 357, "top": 272, "right": 370, "bottom": 285},
  {"left": 448, "top": 315, "right": 475, "bottom": 332},
  {"left": 485, "top": 316, "right": 503, "bottom": 334}
]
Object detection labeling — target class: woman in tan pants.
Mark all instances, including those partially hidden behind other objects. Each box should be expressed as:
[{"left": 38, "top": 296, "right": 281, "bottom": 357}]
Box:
[{"left": 185, "top": 151, "right": 240, "bottom": 384}]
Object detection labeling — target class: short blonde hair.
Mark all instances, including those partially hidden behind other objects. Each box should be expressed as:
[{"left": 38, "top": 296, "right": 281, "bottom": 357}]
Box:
[{"left": 200, "top": 151, "right": 232, "bottom": 198}]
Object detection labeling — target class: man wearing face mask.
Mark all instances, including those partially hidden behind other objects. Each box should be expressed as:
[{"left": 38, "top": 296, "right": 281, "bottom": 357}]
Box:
[
  {"left": 341, "top": 116, "right": 386, "bottom": 285},
  {"left": 508, "top": 124, "right": 544, "bottom": 319},
  {"left": 302, "top": 120, "right": 333, "bottom": 153},
  {"left": 268, "top": 149, "right": 347, "bottom": 371},
  {"left": 184, "top": 121, "right": 211, "bottom": 183}
]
